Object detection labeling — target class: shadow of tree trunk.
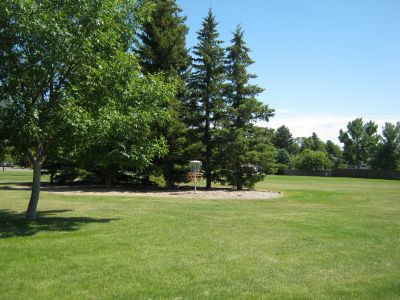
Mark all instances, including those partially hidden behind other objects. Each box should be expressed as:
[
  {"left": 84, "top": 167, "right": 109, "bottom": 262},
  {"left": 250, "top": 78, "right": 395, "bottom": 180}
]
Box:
[{"left": 0, "top": 209, "right": 118, "bottom": 238}]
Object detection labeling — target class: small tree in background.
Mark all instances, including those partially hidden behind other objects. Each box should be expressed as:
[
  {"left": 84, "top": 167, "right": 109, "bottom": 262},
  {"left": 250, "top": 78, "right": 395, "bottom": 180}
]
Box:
[
  {"left": 275, "top": 148, "right": 292, "bottom": 173},
  {"left": 295, "top": 150, "right": 333, "bottom": 171},
  {"left": 276, "top": 148, "right": 291, "bottom": 166},
  {"left": 339, "top": 118, "right": 379, "bottom": 169},
  {"left": 300, "top": 132, "right": 326, "bottom": 152},
  {"left": 325, "top": 140, "right": 343, "bottom": 168},
  {"left": 372, "top": 122, "right": 400, "bottom": 170},
  {"left": 274, "top": 125, "right": 295, "bottom": 154}
]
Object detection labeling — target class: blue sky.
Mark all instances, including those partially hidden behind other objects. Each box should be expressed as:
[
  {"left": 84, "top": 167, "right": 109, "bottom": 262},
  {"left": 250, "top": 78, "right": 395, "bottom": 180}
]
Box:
[{"left": 176, "top": 0, "right": 400, "bottom": 142}]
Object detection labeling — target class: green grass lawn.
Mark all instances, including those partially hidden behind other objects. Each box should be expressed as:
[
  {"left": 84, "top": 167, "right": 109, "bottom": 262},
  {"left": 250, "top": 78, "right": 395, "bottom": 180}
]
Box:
[{"left": 1, "top": 171, "right": 399, "bottom": 299}]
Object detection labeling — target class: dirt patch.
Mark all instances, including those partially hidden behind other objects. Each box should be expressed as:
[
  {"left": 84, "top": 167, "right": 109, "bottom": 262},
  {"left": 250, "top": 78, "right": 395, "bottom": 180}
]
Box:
[
  {"left": 58, "top": 189, "right": 282, "bottom": 200},
  {"left": 10, "top": 185, "right": 282, "bottom": 200}
]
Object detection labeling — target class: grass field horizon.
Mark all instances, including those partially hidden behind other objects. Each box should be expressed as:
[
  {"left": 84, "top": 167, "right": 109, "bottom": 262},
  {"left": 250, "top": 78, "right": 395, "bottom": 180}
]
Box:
[{"left": 1, "top": 171, "right": 399, "bottom": 299}]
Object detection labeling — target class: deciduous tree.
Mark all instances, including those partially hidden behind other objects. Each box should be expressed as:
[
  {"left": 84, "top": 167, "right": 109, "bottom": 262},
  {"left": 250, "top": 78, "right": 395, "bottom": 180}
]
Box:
[
  {"left": 325, "top": 140, "right": 343, "bottom": 168},
  {"left": 300, "top": 133, "right": 325, "bottom": 152},
  {"left": 0, "top": 0, "right": 168, "bottom": 220},
  {"left": 339, "top": 118, "right": 379, "bottom": 169},
  {"left": 372, "top": 122, "right": 400, "bottom": 170},
  {"left": 295, "top": 150, "right": 333, "bottom": 171}
]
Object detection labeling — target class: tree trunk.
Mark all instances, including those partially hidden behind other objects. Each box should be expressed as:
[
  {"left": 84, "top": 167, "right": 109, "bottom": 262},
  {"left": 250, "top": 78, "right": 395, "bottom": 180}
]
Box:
[
  {"left": 205, "top": 113, "right": 212, "bottom": 190},
  {"left": 26, "top": 160, "right": 42, "bottom": 221},
  {"left": 50, "top": 170, "right": 55, "bottom": 184},
  {"left": 165, "top": 173, "right": 175, "bottom": 190},
  {"left": 236, "top": 162, "right": 243, "bottom": 190},
  {"left": 164, "top": 162, "right": 175, "bottom": 189},
  {"left": 105, "top": 176, "right": 112, "bottom": 188}
]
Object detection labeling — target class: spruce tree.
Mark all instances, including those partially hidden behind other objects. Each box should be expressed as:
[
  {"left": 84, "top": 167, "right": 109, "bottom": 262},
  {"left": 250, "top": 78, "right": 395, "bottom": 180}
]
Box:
[
  {"left": 274, "top": 125, "right": 295, "bottom": 153},
  {"left": 138, "top": 0, "right": 190, "bottom": 76},
  {"left": 190, "top": 9, "right": 226, "bottom": 189},
  {"left": 222, "top": 26, "right": 275, "bottom": 190},
  {"left": 138, "top": 0, "right": 191, "bottom": 187}
]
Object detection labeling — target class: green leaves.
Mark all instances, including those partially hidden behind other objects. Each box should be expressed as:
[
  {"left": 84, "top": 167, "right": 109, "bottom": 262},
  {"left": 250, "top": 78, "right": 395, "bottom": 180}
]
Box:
[
  {"left": 79, "top": 73, "right": 175, "bottom": 176},
  {"left": 339, "top": 118, "right": 379, "bottom": 169},
  {"left": 295, "top": 149, "right": 333, "bottom": 171},
  {"left": 372, "top": 122, "right": 400, "bottom": 170},
  {"left": 0, "top": 0, "right": 178, "bottom": 191}
]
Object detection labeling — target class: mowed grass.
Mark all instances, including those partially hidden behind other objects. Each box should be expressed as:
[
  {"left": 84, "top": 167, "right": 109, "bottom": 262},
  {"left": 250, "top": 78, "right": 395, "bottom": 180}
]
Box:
[{"left": 0, "top": 172, "right": 399, "bottom": 299}]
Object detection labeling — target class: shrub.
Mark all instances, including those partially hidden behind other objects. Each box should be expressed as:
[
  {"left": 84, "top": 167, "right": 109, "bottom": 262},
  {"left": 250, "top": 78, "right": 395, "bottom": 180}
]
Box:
[{"left": 295, "top": 150, "right": 333, "bottom": 171}]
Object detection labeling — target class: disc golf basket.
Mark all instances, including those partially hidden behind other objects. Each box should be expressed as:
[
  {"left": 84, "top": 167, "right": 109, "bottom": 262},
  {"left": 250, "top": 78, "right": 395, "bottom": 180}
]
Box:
[{"left": 188, "top": 160, "right": 203, "bottom": 193}]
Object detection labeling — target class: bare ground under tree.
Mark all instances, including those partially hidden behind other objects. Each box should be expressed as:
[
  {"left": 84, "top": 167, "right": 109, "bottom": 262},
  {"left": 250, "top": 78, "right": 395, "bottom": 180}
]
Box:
[{"left": 2, "top": 184, "right": 282, "bottom": 200}]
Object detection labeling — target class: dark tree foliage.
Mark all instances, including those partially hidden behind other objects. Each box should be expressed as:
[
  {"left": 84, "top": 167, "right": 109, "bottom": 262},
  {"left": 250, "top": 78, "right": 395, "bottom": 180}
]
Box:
[
  {"left": 0, "top": 141, "right": 8, "bottom": 171},
  {"left": 273, "top": 125, "right": 294, "bottom": 153},
  {"left": 372, "top": 122, "right": 400, "bottom": 170},
  {"left": 138, "top": 0, "right": 190, "bottom": 76},
  {"left": 138, "top": 0, "right": 191, "bottom": 187},
  {"left": 300, "top": 133, "right": 326, "bottom": 152},
  {"left": 325, "top": 140, "right": 343, "bottom": 168},
  {"left": 276, "top": 148, "right": 291, "bottom": 165},
  {"left": 189, "top": 9, "right": 226, "bottom": 189},
  {"left": 220, "top": 26, "right": 275, "bottom": 190},
  {"left": 339, "top": 118, "right": 379, "bottom": 169}
]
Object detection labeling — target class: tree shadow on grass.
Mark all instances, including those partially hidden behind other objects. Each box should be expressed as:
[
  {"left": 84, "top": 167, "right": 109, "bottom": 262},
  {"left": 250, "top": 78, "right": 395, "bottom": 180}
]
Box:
[
  {"left": 0, "top": 183, "right": 32, "bottom": 189},
  {"left": 0, "top": 181, "right": 32, "bottom": 185},
  {"left": 0, "top": 209, "right": 118, "bottom": 238}
]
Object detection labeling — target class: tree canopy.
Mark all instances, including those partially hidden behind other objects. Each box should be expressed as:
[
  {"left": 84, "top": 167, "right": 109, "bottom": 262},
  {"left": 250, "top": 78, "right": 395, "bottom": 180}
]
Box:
[
  {"left": 0, "top": 0, "right": 174, "bottom": 219},
  {"left": 274, "top": 125, "right": 295, "bottom": 153},
  {"left": 339, "top": 118, "right": 379, "bottom": 169},
  {"left": 138, "top": 0, "right": 190, "bottom": 76},
  {"left": 372, "top": 122, "right": 400, "bottom": 170}
]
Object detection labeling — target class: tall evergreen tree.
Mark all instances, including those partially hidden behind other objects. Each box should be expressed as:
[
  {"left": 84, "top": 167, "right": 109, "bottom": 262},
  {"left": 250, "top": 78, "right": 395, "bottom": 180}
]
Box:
[
  {"left": 221, "top": 26, "right": 275, "bottom": 190},
  {"left": 138, "top": 0, "right": 191, "bottom": 187},
  {"left": 190, "top": 9, "right": 226, "bottom": 189},
  {"left": 138, "top": 0, "right": 190, "bottom": 76}
]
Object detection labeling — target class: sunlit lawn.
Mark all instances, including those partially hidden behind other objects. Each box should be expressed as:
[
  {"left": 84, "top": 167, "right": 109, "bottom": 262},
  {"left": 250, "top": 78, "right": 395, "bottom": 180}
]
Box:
[{"left": 1, "top": 171, "right": 399, "bottom": 299}]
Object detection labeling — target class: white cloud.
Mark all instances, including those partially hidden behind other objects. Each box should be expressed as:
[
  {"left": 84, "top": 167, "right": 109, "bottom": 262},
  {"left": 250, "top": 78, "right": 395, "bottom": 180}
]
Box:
[{"left": 258, "top": 110, "right": 399, "bottom": 143}]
